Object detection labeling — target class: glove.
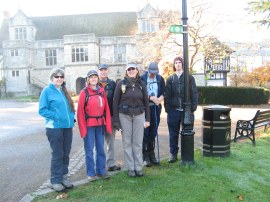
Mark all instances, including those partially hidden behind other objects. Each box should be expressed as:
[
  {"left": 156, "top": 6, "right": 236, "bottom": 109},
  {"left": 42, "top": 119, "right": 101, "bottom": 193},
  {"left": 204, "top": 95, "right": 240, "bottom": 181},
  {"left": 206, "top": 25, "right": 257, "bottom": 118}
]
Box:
[{"left": 113, "top": 121, "right": 121, "bottom": 131}]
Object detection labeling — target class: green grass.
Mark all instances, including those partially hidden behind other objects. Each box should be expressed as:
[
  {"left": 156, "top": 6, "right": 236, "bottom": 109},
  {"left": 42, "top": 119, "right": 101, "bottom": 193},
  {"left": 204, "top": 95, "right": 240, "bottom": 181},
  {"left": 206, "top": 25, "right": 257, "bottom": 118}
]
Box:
[
  {"left": 34, "top": 134, "right": 270, "bottom": 202},
  {"left": 16, "top": 95, "right": 39, "bottom": 102},
  {"left": 0, "top": 95, "right": 39, "bottom": 102}
]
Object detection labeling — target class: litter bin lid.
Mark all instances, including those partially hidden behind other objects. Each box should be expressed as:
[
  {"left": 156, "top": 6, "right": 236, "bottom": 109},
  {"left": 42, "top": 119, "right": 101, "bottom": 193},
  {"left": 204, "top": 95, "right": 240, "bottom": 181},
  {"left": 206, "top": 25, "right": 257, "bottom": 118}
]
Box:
[{"left": 203, "top": 105, "right": 231, "bottom": 110}]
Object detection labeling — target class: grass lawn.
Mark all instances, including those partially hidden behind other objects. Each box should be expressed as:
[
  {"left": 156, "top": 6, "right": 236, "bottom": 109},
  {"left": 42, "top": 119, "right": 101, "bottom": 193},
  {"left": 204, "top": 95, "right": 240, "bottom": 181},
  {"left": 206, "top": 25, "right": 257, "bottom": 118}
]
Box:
[{"left": 34, "top": 134, "right": 270, "bottom": 202}]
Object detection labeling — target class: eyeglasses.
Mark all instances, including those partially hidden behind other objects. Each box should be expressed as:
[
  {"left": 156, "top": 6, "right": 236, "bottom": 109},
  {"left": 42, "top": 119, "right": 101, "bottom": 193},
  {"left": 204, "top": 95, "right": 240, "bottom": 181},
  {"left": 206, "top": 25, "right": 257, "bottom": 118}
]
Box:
[
  {"left": 127, "top": 67, "right": 136, "bottom": 71},
  {"left": 54, "top": 76, "right": 64, "bottom": 79}
]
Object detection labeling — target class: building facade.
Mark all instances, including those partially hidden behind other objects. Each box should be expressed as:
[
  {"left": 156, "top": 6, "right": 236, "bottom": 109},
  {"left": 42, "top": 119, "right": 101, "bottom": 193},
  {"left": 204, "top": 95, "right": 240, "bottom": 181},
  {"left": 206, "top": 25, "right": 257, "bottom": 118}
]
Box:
[{"left": 0, "top": 4, "right": 160, "bottom": 96}]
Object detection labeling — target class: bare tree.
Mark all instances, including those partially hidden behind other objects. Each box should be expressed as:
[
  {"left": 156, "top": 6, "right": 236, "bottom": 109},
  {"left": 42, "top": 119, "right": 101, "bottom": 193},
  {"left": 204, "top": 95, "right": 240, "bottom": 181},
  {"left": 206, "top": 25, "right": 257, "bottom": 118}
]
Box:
[{"left": 136, "top": 0, "right": 220, "bottom": 73}]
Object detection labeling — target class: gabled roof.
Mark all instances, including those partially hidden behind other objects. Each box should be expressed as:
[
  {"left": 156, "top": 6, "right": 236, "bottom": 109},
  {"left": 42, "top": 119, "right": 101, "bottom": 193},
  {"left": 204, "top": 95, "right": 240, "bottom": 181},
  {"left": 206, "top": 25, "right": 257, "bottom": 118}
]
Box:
[{"left": 0, "top": 11, "right": 138, "bottom": 47}]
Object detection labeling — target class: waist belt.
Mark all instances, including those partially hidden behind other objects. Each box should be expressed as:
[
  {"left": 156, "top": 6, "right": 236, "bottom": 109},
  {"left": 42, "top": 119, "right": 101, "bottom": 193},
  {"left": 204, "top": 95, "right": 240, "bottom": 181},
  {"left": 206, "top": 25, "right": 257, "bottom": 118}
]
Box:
[
  {"left": 85, "top": 114, "right": 104, "bottom": 120},
  {"left": 119, "top": 104, "right": 144, "bottom": 108},
  {"left": 175, "top": 108, "right": 183, "bottom": 111}
]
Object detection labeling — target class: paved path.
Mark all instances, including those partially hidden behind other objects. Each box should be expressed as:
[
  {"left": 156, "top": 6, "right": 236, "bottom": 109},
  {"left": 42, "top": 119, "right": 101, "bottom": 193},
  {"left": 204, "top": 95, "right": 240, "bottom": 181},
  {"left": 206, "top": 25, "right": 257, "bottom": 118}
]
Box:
[{"left": 21, "top": 105, "right": 269, "bottom": 201}]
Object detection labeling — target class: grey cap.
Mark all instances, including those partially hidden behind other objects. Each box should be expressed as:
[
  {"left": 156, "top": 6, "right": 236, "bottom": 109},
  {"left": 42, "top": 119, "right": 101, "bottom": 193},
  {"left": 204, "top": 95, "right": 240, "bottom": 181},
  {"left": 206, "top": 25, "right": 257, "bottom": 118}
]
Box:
[
  {"left": 98, "top": 64, "right": 108, "bottom": 70},
  {"left": 87, "top": 70, "right": 98, "bottom": 77},
  {"left": 126, "top": 63, "right": 138, "bottom": 70},
  {"left": 148, "top": 62, "right": 159, "bottom": 75}
]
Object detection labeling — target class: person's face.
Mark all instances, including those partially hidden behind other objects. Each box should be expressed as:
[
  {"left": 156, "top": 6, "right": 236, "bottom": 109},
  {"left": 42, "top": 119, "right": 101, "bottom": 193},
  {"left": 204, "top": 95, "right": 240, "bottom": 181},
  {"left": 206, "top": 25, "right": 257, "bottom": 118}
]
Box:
[
  {"left": 89, "top": 75, "right": 98, "bottom": 86},
  {"left": 98, "top": 68, "right": 108, "bottom": 80},
  {"left": 126, "top": 67, "right": 138, "bottom": 78},
  {"left": 149, "top": 73, "right": 156, "bottom": 78},
  {"left": 174, "top": 60, "right": 183, "bottom": 71},
  {"left": 52, "top": 73, "right": 64, "bottom": 88}
]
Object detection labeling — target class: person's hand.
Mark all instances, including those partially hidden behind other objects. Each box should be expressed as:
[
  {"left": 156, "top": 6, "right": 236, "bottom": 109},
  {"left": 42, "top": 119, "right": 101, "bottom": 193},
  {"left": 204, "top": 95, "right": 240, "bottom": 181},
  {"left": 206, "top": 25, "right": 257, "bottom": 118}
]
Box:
[
  {"left": 113, "top": 122, "right": 121, "bottom": 131},
  {"left": 144, "top": 121, "right": 150, "bottom": 128},
  {"left": 155, "top": 96, "right": 164, "bottom": 105}
]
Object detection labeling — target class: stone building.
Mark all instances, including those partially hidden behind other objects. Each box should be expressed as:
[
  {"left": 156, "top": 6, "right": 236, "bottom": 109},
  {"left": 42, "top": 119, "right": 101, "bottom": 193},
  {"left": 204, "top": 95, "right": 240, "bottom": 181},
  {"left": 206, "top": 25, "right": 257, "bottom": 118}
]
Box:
[{"left": 0, "top": 4, "right": 160, "bottom": 96}]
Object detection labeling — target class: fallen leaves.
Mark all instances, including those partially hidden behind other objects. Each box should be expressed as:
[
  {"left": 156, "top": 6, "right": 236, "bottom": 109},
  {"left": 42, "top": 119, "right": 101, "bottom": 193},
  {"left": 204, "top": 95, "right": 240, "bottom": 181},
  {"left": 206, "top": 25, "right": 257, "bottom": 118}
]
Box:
[
  {"left": 237, "top": 195, "right": 244, "bottom": 201},
  {"left": 56, "top": 193, "right": 68, "bottom": 199}
]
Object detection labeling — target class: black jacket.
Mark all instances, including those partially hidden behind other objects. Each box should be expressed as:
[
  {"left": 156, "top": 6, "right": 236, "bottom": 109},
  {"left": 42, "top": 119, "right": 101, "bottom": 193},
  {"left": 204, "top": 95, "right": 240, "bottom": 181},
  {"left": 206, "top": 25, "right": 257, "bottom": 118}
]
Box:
[
  {"left": 113, "top": 77, "right": 150, "bottom": 123},
  {"left": 99, "top": 78, "right": 116, "bottom": 116},
  {"left": 164, "top": 73, "right": 198, "bottom": 113}
]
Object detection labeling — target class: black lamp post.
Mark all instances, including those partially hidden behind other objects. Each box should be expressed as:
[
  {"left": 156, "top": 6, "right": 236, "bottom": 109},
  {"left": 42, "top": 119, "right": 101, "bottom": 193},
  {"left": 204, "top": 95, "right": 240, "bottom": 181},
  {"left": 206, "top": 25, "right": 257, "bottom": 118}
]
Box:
[{"left": 180, "top": 0, "right": 195, "bottom": 165}]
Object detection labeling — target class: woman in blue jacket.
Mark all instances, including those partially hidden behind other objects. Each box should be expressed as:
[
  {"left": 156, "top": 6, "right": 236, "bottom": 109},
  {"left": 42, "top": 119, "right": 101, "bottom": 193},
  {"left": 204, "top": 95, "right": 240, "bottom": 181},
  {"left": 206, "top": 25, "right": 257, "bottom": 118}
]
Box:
[{"left": 39, "top": 68, "right": 75, "bottom": 192}]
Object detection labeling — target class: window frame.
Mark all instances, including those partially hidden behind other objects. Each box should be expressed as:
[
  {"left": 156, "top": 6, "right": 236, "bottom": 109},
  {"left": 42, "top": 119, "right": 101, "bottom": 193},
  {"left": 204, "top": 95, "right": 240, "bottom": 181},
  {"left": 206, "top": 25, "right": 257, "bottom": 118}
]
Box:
[
  {"left": 45, "top": 49, "right": 57, "bottom": 66},
  {"left": 11, "top": 49, "right": 18, "bottom": 57},
  {"left": 15, "top": 27, "right": 27, "bottom": 40},
  {"left": 71, "top": 46, "right": 89, "bottom": 62},
  {"left": 114, "top": 45, "right": 126, "bottom": 63}
]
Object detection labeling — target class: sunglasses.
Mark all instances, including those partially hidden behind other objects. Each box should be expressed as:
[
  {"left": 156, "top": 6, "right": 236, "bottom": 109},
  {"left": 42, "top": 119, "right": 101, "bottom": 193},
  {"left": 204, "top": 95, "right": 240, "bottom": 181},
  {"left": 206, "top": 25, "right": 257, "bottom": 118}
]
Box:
[
  {"left": 127, "top": 67, "right": 136, "bottom": 71},
  {"left": 54, "top": 76, "right": 64, "bottom": 79}
]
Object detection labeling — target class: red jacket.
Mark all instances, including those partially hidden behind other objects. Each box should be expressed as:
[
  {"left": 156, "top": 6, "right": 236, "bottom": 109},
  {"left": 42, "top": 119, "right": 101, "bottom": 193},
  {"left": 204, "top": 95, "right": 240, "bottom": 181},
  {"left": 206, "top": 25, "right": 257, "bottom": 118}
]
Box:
[{"left": 77, "top": 86, "right": 112, "bottom": 138}]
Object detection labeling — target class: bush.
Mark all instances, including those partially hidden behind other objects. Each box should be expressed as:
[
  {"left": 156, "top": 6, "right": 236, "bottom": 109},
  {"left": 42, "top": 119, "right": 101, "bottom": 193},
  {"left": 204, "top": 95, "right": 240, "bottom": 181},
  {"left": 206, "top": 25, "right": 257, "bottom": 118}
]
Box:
[{"left": 198, "top": 86, "right": 270, "bottom": 105}]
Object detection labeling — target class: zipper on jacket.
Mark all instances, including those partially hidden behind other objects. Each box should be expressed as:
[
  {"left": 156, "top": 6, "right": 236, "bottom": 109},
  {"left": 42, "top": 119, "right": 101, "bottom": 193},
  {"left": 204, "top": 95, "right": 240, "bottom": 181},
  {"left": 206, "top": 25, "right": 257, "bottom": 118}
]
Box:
[{"left": 59, "top": 90, "right": 71, "bottom": 127}]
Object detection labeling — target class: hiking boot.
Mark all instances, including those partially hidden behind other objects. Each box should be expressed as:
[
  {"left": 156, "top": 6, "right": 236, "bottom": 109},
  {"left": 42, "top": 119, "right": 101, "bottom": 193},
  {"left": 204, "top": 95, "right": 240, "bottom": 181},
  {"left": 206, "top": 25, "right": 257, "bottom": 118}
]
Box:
[
  {"left": 135, "top": 170, "right": 144, "bottom": 177},
  {"left": 62, "top": 175, "right": 73, "bottom": 189},
  {"left": 97, "top": 173, "right": 110, "bottom": 179},
  {"left": 107, "top": 165, "right": 121, "bottom": 171},
  {"left": 150, "top": 151, "right": 159, "bottom": 165},
  {"left": 87, "top": 175, "right": 99, "bottom": 181},
  {"left": 168, "top": 154, "right": 177, "bottom": 163},
  {"left": 144, "top": 155, "right": 151, "bottom": 167},
  {"left": 51, "top": 183, "right": 65, "bottom": 192},
  {"left": 128, "top": 170, "right": 136, "bottom": 177}
]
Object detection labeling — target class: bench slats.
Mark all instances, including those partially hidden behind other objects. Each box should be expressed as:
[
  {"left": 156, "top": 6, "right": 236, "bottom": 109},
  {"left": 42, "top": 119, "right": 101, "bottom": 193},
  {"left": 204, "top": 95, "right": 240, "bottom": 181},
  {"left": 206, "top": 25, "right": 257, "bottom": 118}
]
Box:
[{"left": 234, "top": 109, "right": 270, "bottom": 145}]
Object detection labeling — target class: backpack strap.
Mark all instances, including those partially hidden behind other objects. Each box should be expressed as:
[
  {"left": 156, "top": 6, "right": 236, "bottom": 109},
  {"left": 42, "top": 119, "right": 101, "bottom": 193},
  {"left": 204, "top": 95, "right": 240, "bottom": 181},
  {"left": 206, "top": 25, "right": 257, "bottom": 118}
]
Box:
[{"left": 83, "top": 87, "right": 105, "bottom": 121}]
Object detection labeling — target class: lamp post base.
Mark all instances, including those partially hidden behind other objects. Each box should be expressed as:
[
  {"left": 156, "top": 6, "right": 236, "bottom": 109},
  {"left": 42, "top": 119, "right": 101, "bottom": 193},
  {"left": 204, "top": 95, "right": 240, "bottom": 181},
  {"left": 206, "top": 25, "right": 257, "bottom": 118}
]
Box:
[{"left": 180, "top": 130, "right": 195, "bottom": 165}]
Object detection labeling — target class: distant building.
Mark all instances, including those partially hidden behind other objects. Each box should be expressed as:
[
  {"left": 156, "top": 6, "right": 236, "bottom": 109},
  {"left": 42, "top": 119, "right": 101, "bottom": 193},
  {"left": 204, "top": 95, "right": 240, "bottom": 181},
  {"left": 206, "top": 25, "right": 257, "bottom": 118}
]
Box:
[
  {"left": 227, "top": 41, "right": 270, "bottom": 71},
  {"left": 0, "top": 4, "right": 160, "bottom": 96},
  {"left": 2, "top": 3, "right": 255, "bottom": 96}
]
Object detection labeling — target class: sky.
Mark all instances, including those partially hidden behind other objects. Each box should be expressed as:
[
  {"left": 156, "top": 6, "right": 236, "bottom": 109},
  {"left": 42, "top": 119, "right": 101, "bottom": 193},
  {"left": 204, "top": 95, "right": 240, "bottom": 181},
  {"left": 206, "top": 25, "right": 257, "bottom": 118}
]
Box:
[{"left": 0, "top": 0, "right": 270, "bottom": 43}]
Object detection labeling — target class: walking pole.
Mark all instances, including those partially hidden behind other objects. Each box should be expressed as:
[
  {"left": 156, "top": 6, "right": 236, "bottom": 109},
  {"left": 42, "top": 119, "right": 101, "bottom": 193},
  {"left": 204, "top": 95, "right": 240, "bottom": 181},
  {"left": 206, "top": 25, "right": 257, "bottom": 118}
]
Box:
[{"left": 154, "top": 104, "right": 160, "bottom": 164}]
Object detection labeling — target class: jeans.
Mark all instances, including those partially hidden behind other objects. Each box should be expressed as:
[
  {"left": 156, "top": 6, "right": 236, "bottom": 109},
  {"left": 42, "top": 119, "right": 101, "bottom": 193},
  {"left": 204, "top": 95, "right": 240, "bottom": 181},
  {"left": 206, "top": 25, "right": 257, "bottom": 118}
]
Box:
[
  {"left": 167, "top": 109, "right": 194, "bottom": 156},
  {"left": 83, "top": 126, "right": 106, "bottom": 177},
  {"left": 167, "top": 109, "right": 184, "bottom": 156},
  {"left": 46, "top": 128, "right": 73, "bottom": 184},
  {"left": 144, "top": 105, "right": 161, "bottom": 144}
]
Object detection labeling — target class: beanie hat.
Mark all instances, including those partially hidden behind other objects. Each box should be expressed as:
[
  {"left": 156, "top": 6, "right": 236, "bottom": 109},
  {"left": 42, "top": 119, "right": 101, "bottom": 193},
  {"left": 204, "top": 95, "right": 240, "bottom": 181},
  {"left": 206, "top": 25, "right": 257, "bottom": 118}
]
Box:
[
  {"left": 148, "top": 62, "right": 159, "bottom": 75},
  {"left": 86, "top": 70, "right": 98, "bottom": 77},
  {"left": 173, "top": 56, "right": 183, "bottom": 64},
  {"left": 49, "top": 68, "right": 65, "bottom": 80},
  {"left": 98, "top": 64, "right": 108, "bottom": 70}
]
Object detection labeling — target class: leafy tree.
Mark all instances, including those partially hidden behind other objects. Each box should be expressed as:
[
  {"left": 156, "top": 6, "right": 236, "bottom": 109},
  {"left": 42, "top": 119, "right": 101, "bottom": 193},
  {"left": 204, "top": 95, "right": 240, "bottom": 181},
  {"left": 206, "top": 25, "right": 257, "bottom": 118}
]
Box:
[
  {"left": 235, "top": 63, "right": 270, "bottom": 87},
  {"left": 247, "top": 0, "right": 270, "bottom": 27},
  {"left": 247, "top": 64, "right": 270, "bottom": 87}
]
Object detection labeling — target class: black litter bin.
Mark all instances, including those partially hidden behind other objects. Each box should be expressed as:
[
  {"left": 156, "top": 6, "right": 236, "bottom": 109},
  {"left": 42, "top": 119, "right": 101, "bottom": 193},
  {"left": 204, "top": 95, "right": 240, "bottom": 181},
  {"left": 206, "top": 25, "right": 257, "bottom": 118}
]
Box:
[{"left": 202, "top": 105, "right": 231, "bottom": 157}]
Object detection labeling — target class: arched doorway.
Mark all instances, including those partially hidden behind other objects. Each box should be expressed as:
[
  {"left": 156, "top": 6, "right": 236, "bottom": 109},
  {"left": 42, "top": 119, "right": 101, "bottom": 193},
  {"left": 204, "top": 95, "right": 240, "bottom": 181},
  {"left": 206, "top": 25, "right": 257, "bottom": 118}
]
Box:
[{"left": 76, "top": 77, "right": 85, "bottom": 95}]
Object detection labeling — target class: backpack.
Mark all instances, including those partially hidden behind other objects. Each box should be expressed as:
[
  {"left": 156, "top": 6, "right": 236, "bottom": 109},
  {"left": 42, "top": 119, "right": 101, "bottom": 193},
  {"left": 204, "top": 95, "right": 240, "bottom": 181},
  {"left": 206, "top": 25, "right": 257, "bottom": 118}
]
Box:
[{"left": 83, "top": 87, "right": 105, "bottom": 121}]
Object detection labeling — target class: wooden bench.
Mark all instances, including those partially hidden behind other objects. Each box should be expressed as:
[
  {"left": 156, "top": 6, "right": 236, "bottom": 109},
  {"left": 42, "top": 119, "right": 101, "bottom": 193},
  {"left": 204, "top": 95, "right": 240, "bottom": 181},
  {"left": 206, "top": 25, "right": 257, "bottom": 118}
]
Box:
[{"left": 234, "top": 110, "right": 270, "bottom": 145}]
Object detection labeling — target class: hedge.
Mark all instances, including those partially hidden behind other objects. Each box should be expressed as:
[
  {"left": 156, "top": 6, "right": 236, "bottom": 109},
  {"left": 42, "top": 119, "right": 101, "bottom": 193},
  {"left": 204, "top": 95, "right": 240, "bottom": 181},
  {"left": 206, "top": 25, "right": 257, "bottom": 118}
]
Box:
[{"left": 197, "top": 86, "right": 270, "bottom": 105}]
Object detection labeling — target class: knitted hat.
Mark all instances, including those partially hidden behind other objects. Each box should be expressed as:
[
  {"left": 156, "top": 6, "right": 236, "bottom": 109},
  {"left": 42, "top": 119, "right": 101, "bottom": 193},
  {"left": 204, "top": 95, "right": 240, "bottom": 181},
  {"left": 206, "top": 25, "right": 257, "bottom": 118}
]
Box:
[
  {"left": 148, "top": 62, "right": 159, "bottom": 75},
  {"left": 173, "top": 56, "right": 183, "bottom": 64},
  {"left": 49, "top": 68, "right": 65, "bottom": 80}
]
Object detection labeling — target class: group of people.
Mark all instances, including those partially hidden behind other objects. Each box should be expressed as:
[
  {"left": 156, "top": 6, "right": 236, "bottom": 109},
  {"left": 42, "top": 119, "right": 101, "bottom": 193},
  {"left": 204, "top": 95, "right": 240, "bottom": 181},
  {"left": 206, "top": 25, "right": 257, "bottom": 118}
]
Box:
[{"left": 38, "top": 56, "right": 198, "bottom": 192}]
